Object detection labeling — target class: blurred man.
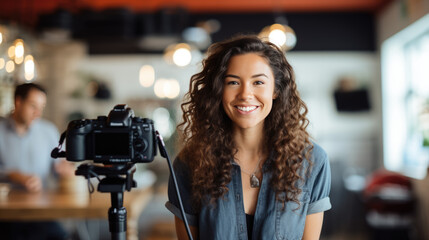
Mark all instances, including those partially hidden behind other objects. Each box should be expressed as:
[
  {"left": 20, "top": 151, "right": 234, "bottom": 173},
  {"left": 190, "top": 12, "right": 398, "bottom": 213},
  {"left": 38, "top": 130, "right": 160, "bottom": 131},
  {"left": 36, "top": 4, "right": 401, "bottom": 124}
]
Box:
[{"left": 0, "top": 82, "right": 74, "bottom": 240}]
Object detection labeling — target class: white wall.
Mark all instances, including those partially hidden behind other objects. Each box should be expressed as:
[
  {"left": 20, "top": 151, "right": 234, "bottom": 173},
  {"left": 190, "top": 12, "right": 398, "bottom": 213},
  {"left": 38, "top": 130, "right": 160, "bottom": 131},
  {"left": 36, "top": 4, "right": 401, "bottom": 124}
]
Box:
[
  {"left": 288, "top": 52, "right": 381, "bottom": 170},
  {"left": 76, "top": 55, "right": 200, "bottom": 101}
]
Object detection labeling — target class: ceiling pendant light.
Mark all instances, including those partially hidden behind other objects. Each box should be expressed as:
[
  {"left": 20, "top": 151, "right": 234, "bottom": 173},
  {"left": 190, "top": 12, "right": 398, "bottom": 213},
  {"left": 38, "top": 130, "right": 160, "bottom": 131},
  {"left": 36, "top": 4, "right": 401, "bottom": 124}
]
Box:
[
  {"left": 163, "top": 43, "right": 193, "bottom": 67},
  {"left": 259, "top": 16, "right": 297, "bottom": 51},
  {"left": 1, "top": 25, "right": 38, "bottom": 82}
]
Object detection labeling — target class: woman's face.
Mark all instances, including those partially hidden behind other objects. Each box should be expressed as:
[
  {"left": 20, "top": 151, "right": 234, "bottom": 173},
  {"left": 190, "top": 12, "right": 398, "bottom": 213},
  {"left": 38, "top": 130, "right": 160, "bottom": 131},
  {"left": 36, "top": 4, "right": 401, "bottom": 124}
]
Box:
[{"left": 222, "top": 53, "right": 276, "bottom": 131}]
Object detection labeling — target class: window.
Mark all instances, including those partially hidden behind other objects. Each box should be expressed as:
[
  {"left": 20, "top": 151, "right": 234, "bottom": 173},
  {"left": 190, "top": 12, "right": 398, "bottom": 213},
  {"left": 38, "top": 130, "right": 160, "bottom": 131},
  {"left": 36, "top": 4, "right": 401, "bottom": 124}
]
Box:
[{"left": 382, "top": 14, "right": 429, "bottom": 179}]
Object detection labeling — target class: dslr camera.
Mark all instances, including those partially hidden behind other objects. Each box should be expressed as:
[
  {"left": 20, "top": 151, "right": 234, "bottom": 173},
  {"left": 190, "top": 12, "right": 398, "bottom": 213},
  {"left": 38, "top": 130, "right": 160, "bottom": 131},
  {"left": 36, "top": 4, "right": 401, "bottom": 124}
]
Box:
[{"left": 64, "top": 104, "right": 156, "bottom": 164}]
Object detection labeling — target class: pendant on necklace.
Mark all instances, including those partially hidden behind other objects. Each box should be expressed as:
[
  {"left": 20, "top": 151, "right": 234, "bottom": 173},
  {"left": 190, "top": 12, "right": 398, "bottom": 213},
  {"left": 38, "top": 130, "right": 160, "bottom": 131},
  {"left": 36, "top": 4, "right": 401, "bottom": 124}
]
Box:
[{"left": 250, "top": 174, "right": 260, "bottom": 188}]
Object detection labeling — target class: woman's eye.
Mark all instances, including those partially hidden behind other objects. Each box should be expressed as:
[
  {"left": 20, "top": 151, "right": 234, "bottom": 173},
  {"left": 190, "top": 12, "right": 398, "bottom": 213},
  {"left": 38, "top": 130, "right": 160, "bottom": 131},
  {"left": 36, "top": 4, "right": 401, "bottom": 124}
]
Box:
[
  {"left": 254, "top": 81, "right": 264, "bottom": 85},
  {"left": 226, "top": 81, "right": 239, "bottom": 85}
]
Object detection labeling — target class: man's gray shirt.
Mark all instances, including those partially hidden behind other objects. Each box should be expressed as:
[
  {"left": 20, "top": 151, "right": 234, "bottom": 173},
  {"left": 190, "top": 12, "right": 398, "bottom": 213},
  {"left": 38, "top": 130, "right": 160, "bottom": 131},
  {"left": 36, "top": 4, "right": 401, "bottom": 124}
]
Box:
[{"left": 0, "top": 116, "right": 60, "bottom": 186}]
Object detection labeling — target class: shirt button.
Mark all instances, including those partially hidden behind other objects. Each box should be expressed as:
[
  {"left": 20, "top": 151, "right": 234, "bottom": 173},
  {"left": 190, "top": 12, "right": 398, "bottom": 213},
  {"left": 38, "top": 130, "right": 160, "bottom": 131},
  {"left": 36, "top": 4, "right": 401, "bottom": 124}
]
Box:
[
  {"left": 240, "top": 224, "right": 243, "bottom": 232},
  {"left": 236, "top": 194, "right": 240, "bottom": 201}
]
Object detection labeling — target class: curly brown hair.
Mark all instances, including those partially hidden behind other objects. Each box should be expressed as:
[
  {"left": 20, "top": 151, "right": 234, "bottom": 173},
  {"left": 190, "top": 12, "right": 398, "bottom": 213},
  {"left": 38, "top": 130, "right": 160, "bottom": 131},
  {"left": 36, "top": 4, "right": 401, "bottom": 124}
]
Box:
[{"left": 177, "top": 34, "right": 312, "bottom": 209}]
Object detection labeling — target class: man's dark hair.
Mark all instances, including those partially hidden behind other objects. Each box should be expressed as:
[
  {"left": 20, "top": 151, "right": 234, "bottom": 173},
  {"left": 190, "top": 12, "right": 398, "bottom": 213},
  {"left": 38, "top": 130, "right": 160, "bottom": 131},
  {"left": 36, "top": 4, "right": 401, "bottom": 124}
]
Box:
[{"left": 14, "top": 83, "right": 47, "bottom": 100}]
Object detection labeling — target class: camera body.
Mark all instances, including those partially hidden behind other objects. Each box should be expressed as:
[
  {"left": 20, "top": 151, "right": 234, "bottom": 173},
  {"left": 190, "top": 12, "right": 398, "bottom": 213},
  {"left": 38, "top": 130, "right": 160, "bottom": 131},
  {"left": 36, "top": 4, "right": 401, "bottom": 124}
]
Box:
[{"left": 65, "top": 105, "right": 156, "bottom": 164}]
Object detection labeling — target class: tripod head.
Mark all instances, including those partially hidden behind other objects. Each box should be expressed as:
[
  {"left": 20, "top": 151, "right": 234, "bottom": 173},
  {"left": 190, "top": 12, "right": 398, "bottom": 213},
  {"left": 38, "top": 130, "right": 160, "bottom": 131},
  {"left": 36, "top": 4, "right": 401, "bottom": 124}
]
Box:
[
  {"left": 75, "top": 163, "right": 137, "bottom": 192},
  {"left": 75, "top": 163, "right": 138, "bottom": 240}
]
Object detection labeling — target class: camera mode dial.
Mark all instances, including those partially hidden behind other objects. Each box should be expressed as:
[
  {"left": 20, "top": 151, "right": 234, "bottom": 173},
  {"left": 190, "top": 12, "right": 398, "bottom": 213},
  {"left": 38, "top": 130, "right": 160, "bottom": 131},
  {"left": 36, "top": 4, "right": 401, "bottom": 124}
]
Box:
[
  {"left": 134, "top": 138, "right": 148, "bottom": 152},
  {"left": 73, "top": 119, "right": 90, "bottom": 128}
]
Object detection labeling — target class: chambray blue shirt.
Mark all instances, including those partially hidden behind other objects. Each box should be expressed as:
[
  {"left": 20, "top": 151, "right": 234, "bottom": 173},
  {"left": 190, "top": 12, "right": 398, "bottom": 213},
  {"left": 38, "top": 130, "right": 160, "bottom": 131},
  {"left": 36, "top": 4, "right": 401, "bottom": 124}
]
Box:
[
  {"left": 0, "top": 116, "right": 60, "bottom": 187},
  {"left": 166, "top": 143, "right": 331, "bottom": 240}
]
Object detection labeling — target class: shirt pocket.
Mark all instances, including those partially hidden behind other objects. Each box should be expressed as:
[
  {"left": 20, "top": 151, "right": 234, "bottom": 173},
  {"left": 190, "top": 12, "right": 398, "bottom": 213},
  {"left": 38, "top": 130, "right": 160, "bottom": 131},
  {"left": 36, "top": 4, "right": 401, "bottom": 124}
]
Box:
[{"left": 275, "top": 190, "right": 310, "bottom": 240}]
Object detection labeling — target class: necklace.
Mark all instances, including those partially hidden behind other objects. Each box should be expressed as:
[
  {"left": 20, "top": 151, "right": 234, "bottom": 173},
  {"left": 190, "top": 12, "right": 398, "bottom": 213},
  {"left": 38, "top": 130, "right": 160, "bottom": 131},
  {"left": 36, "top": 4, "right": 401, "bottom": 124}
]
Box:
[{"left": 238, "top": 157, "right": 262, "bottom": 188}]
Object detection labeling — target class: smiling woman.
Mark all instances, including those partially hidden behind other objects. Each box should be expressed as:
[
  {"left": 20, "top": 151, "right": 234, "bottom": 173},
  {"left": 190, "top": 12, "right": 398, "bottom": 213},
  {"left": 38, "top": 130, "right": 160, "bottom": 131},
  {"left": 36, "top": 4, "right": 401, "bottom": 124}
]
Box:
[{"left": 165, "top": 35, "right": 332, "bottom": 240}]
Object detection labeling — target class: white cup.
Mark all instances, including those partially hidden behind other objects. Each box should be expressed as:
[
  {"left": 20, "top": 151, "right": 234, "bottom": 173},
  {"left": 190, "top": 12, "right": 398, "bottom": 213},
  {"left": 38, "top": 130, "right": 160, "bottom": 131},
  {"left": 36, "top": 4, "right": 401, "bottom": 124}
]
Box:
[{"left": 0, "top": 183, "right": 10, "bottom": 200}]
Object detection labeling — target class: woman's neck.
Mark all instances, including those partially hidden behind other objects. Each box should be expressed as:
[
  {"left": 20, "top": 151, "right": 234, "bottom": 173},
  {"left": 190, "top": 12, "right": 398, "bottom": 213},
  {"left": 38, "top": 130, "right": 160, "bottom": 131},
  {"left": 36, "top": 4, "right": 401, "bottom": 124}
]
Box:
[{"left": 233, "top": 125, "right": 265, "bottom": 160}]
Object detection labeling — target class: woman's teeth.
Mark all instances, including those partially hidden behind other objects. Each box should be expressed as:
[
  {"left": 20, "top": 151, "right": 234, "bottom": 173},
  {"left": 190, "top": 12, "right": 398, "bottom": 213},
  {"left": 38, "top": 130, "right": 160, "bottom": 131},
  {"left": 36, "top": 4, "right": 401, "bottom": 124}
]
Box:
[{"left": 237, "top": 106, "right": 257, "bottom": 112}]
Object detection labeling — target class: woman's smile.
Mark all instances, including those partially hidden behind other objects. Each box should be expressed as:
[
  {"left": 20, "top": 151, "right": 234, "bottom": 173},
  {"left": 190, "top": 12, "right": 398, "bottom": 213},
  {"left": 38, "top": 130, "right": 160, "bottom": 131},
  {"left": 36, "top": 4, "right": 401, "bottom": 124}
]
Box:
[{"left": 236, "top": 105, "right": 259, "bottom": 113}]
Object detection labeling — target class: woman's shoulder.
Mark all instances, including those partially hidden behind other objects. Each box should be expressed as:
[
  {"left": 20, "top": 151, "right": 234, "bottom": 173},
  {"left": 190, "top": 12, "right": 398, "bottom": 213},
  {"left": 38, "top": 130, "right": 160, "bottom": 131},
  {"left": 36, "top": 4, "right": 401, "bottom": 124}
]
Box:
[
  {"left": 307, "top": 141, "right": 330, "bottom": 176},
  {"left": 297, "top": 142, "right": 328, "bottom": 177},
  {"left": 310, "top": 142, "right": 328, "bottom": 163}
]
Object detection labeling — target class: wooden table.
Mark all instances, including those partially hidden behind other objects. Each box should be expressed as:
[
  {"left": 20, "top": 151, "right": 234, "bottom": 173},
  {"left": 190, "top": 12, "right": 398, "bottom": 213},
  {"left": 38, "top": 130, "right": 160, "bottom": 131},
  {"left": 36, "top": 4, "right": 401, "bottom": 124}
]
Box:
[{"left": 0, "top": 185, "right": 153, "bottom": 240}]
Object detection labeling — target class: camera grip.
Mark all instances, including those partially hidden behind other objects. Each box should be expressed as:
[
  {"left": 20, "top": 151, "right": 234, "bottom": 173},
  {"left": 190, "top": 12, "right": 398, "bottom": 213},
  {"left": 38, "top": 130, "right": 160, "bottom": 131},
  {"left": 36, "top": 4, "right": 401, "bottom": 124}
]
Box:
[{"left": 66, "top": 120, "right": 92, "bottom": 161}]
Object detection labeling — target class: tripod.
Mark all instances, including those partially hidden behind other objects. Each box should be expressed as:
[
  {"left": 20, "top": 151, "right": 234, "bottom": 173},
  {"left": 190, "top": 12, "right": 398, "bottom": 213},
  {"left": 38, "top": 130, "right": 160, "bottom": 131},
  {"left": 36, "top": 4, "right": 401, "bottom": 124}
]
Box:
[
  {"left": 75, "top": 163, "right": 137, "bottom": 240},
  {"left": 68, "top": 132, "right": 193, "bottom": 240}
]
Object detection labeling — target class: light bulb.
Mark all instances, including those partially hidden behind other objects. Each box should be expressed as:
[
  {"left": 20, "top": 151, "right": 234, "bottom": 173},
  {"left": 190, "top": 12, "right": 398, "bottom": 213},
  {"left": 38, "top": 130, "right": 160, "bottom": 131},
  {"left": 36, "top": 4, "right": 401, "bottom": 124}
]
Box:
[
  {"left": 0, "top": 58, "right": 4, "bottom": 69},
  {"left": 154, "top": 78, "right": 167, "bottom": 98},
  {"left": 269, "top": 29, "right": 287, "bottom": 47},
  {"left": 24, "top": 55, "right": 35, "bottom": 81},
  {"left": 259, "top": 23, "right": 296, "bottom": 51},
  {"left": 5, "top": 60, "right": 15, "bottom": 73},
  {"left": 164, "top": 43, "right": 193, "bottom": 67},
  {"left": 172, "top": 46, "right": 192, "bottom": 67},
  {"left": 14, "top": 39, "right": 24, "bottom": 58},
  {"left": 139, "top": 65, "right": 155, "bottom": 87},
  {"left": 165, "top": 79, "right": 180, "bottom": 99},
  {"left": 154, "top": 78, "right": 181, "bottom": 99},
  {"left": 8, "top": 46, "right": 15, "bottom": 58}
]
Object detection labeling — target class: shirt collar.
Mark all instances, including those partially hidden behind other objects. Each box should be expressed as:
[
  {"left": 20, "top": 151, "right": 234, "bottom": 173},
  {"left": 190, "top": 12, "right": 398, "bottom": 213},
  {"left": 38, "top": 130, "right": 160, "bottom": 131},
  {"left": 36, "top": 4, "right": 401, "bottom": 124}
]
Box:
[
  {"left": 5, "top": 115, "right": 17, "bottom": 130},
  {"left": 5, "top": 114, "right": 37, "bottom": 135}
]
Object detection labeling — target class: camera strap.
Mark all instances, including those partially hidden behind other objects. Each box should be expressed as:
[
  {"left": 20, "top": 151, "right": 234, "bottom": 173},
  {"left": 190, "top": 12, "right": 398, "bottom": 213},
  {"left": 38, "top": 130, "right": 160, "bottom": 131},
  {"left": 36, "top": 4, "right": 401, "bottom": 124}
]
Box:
[
  {"left": 51, "top": 130, "right": 67, "bottom": 158},
  {"left": 156, "top": 131, "right": 194, "bottom": 240}
]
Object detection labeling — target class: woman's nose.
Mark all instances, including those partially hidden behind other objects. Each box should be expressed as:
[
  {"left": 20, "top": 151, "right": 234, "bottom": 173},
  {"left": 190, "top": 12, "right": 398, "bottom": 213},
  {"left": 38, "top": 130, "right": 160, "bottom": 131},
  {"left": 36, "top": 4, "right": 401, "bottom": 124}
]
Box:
[{"left": 238, "top": 84, "right": 253, "bottom": 100}]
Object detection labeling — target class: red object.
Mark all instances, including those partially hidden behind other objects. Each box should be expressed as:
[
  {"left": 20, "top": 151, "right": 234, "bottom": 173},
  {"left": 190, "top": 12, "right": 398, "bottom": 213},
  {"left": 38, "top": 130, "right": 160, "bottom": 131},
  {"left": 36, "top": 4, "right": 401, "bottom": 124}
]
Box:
[
  {"left": 364, "top": 169, "right": 412, "bottom": 197},
  {"left": 363, "top": 169, "right": 414, "bottom": 214}
]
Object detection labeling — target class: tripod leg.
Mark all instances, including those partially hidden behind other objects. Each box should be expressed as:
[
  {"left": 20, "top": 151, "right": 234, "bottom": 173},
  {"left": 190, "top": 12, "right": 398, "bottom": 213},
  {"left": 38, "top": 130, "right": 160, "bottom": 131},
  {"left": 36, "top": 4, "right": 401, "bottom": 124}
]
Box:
[{"left": 109, "top": 192, "right": 127, "bottom": 240}]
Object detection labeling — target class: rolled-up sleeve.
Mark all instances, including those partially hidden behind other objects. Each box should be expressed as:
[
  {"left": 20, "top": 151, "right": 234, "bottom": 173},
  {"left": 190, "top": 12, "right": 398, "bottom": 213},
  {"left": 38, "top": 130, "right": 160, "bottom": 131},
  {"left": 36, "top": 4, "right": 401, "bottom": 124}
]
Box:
[
  {"left": 307, "top": 148, "right": 332, "bottom": 215},
  {"left": 165, "top": 158, "right": 198, "bottom": 226}
]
